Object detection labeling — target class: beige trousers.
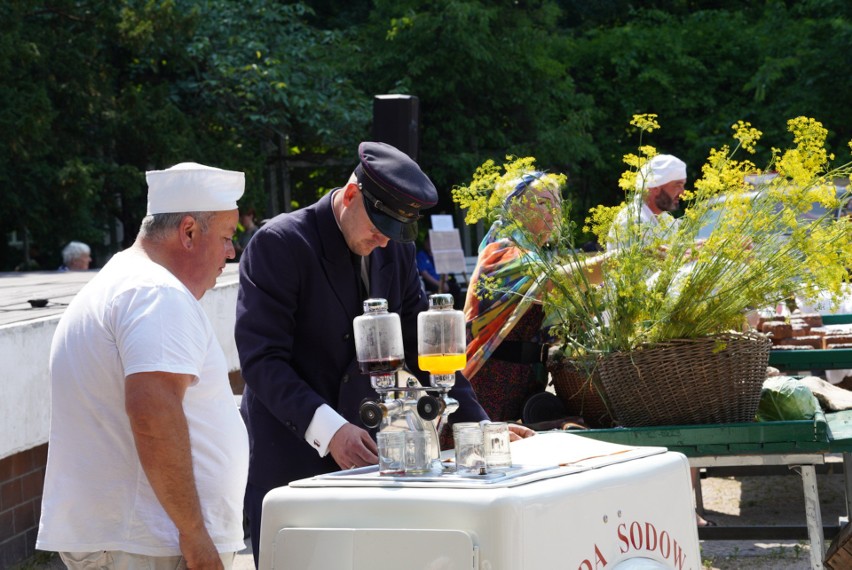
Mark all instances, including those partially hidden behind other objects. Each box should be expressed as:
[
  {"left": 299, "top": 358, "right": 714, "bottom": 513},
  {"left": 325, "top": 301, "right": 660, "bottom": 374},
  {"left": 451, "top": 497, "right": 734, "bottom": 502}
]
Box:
[{"left": 59, "top": 550, "right": 236, "bottom": 570}]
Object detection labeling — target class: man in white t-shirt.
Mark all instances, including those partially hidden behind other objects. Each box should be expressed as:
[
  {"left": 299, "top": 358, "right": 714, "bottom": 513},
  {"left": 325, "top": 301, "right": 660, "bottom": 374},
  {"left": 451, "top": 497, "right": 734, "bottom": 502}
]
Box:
[
  {"left": 606, "top": 154, "right": 687, "bottom": 251},
  {"left": 37, "top": 163, "right": 249, "bottom": 570}
]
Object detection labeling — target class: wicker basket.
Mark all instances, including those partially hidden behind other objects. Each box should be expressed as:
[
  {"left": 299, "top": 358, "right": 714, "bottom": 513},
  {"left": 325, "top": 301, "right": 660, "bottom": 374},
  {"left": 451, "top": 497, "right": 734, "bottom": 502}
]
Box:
[
  {"left": 547, "top": 355, "right": 615, "bottom": 429},
  {"left": 598, "top": 332, "right": 771, "bottom": 427}
]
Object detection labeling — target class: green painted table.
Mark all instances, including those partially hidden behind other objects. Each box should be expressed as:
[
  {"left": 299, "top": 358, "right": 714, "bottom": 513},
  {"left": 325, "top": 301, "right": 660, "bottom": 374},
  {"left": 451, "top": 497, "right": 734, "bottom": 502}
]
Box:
[
  {"left": 769, "top": 349, "right": 852, "bottom": 371},
  {"left": 768, "top": 312, "right": 852, "bottom": 370},
  {"left": 568, "top": 411, "right": 852, "bottom": 569}
]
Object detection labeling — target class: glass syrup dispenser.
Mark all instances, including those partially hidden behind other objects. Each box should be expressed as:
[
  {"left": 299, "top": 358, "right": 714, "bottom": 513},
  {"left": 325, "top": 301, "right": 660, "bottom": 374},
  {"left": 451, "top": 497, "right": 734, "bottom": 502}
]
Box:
[
  {"left": 354, "top": 298, "right": 404, "bottom": 391},
  {"left": 354, "top": 298, "right": 442, "bottom": 474},
  {"left": 417, "top": 294, "right": 466, "bottom": 435}
]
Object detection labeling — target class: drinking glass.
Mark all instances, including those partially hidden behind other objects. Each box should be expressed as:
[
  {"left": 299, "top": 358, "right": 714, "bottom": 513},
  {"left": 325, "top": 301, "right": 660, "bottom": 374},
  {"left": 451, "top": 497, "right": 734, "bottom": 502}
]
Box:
[
  {"left": 452, "top": 422, "right": 481, "bottom": 440},
  {"left": 404, "top": 431, "right": 431, "bottom": 474},
  {"left": 454, "top": 424, "right": 486, "bottom": 475},
  {"left": 377, "top": 431, "right": 406, "bottom": 475},
  {"left": 482, "top": 421, "right": 512, "bottom": 468}
]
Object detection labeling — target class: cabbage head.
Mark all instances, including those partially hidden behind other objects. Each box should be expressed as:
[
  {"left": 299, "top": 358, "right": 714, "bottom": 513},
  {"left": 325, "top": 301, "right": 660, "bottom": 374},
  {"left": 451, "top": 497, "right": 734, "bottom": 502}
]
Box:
[{"left": 756, "top": 377, "right": 821, "bottom": 422}]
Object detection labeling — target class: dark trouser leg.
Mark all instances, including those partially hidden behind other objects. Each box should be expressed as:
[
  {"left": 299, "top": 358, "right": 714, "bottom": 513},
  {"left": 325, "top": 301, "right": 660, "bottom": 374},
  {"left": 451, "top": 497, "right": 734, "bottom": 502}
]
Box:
[{"left": 244, "top": 481, "right": 268, "bottom": 569}]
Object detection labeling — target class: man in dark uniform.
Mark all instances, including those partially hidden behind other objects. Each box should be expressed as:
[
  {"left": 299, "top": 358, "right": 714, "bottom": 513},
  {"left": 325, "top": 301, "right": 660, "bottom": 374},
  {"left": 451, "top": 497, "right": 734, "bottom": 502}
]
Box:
[{"left": 236, "top": 142, "right": 534, "bottom": 563}]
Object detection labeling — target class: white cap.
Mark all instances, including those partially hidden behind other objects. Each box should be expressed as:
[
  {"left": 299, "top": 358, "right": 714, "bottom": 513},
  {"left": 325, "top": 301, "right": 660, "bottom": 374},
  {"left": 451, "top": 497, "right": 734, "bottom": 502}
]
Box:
[
  {"left": 636, "top": 154, "right": 687, "bottom": 189},
  {"left": 145, "top": 162, "right": 245, "bottom": 215}
]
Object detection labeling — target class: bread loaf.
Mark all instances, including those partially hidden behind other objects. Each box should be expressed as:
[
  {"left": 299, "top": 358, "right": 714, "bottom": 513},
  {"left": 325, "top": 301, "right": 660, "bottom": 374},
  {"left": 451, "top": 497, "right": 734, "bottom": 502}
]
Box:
[
  {"left": 823, "top": 334, "right": 852, "bottom": 348},
  {"left": 797, "top": 313, "right": 824, "bottom": 327},
  {"left": 791, "top": 321, "right": 812, "bottom": 336},
  {"left": 776, "top": 335, "right": 823, "bottom": 349},
  {"left": 763, "top": 322, "right": 793, "bottom": 340},
  {"left": 758, "top": 316, "right": 787, "bottom": 328}
]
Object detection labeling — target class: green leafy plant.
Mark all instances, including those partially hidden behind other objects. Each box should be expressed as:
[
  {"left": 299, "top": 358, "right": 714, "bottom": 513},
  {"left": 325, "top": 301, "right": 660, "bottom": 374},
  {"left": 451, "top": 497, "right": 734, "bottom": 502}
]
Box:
[{"left": 453, "top": 115, "right": 852, "bottom": 358}]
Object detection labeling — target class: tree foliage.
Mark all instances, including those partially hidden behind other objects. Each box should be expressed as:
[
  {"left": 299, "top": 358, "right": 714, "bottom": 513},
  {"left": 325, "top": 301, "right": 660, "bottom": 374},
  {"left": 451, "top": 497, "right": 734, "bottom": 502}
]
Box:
[
  {"left": 355, "top": 0, "right": 597, "bottom": 214},
  {"left": 1, "top": 0, "right": 849, "bottom": 269}
]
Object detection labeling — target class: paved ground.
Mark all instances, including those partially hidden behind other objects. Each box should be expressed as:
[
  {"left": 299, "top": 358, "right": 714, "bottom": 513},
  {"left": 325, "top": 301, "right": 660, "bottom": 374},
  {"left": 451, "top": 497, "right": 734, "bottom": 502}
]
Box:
[
  {"left": 697, "top": 463, "right": 847, "bottom": 569},
  {"left": 234, "top": 541, "right": 253, "bottom": 570}
]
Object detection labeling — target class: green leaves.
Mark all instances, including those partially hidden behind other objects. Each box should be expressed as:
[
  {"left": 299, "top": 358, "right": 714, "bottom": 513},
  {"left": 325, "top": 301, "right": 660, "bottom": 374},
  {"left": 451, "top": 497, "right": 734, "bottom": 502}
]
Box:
[{"left": 1, "top": 0, "right": 850, "bottom": 271}]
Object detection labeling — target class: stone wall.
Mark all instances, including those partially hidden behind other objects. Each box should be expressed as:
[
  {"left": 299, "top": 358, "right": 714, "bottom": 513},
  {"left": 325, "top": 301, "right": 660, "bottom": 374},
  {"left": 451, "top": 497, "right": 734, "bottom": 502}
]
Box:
[{"left": 0, "top": 444, "right": 47, "bottom": 568}]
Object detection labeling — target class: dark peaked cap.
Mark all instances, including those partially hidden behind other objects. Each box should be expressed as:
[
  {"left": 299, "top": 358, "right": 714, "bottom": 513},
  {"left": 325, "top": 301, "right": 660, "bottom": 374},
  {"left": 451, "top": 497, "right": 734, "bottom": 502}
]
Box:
[{"left": 355, "top": 141, "right": 438, "bottom": 243}]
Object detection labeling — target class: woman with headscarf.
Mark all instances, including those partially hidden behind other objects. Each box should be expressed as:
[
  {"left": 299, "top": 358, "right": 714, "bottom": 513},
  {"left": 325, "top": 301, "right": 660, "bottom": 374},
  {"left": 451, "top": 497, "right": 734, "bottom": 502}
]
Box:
[{"left": 462, "top": 172, "right": 576, "bottom": 422}]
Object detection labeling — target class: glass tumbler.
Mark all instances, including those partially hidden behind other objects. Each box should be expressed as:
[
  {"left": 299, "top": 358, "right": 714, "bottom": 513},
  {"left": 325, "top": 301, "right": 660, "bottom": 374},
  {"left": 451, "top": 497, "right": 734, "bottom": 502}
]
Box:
[
  {"left": 452, "top": 422, "right": 481, "bottom": 441},
  {"left": 377, "top": 431, "right": 406, "bottom": 475},
  {"left": 482, "top": 421, "right": 512, "bottom": 468},
  {"left": 404, "top": 431, "right": 431, "bottom": 475},
  {"left": 454, "top": 424, "right": 486, "bottom": 475}
]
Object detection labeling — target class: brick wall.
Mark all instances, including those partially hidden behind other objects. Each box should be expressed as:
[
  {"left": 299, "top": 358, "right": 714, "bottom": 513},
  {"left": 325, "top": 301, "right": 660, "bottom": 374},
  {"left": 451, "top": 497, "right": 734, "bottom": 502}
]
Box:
[{"left": 0, "top": 444, "right": 47, "bottom": 568}]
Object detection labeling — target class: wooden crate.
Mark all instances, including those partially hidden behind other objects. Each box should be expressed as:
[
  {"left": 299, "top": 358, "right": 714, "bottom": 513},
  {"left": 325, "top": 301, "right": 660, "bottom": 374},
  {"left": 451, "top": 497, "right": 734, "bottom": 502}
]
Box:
[{"left": 825, "top": 521, "right": 852, "bottom": 569}]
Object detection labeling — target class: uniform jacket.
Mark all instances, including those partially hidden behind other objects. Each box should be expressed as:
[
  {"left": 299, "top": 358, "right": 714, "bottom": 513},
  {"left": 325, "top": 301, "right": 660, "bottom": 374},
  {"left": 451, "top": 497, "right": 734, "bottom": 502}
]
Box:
[{"left": 235, "top": 191, "right": 487, "bottom": 491}]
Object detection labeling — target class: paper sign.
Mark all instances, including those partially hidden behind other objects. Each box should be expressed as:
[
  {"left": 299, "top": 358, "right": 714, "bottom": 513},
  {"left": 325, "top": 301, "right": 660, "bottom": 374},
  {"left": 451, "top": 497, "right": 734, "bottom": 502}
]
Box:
[
  {"left": 429, "top": 230, "right": 461, "bottom": 251},
  {"left": 433, "top": 250, "right": 467, "bottom": 274},
  {"left": 430, "top": 215, "right": 455, "bottom": 231},
  {"left": 429, "top": 229, "right": 467, "bottom": 274}
]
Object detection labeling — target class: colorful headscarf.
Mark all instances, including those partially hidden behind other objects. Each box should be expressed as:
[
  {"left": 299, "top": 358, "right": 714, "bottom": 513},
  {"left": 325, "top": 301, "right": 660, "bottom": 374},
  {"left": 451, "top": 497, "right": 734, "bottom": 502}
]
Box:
[{"left": 462, "top": 173, "right": 556, "bottom": 379}]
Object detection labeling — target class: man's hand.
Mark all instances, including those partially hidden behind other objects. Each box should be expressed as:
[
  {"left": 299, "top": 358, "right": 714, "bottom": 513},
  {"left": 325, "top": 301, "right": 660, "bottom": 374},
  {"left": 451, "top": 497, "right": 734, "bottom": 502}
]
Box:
[
  {"left": 328, "top": 423, "right": 378, "bottom": 470},
  {"left": 508, "top": 423, "right": 536, "bottom": 441},
  {"left": 179, "top": 529, "right": 223, "bottom": 569},
  {"left": 557, "top": 250, "right": 614, "bottom": 290}
]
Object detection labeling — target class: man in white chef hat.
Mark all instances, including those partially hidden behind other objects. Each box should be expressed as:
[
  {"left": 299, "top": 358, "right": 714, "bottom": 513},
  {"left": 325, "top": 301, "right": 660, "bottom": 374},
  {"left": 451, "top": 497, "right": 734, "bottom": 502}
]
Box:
[
  {"left": 606, "top": 154, "right": 687, "bottom": 250},
  {"left": 604, "top": 159, "right": 715, "bottom": 528},
  {"left": 38, "top": 162, "right": 250, "bottom": 569}
]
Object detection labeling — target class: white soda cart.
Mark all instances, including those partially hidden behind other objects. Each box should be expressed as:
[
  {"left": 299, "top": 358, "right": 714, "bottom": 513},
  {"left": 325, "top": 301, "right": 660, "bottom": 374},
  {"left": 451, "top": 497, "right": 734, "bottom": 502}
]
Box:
[{"left": 258, "top": 432, "right": 701, "bottom": 569}]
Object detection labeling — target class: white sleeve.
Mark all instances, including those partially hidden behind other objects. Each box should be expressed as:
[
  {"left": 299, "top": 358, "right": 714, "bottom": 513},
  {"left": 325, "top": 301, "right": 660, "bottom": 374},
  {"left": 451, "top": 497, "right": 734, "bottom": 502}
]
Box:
[
  {"left": 112, "top": 286, "right": 208, "bottom": 380},
  {"left": 305, "top": 404, "right": 348, "bottom": 457}
]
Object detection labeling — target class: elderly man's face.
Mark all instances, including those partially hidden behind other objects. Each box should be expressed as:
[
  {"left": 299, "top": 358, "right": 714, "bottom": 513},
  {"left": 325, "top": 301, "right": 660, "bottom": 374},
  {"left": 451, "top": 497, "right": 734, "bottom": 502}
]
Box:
[
  {"left": 652, "top": 179, "right": 686, "bottom": 212},
  {"left": 192, "top": 209, "right": 238, "bottom": 295}
]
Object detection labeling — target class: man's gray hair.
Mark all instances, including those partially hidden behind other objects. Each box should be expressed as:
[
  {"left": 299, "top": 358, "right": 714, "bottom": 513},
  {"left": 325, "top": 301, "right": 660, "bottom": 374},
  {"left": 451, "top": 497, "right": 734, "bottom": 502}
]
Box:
[
  {"left": 62, "top": 241, "right": 90, "bottom": 265},
  {"left": 139, "top": 211, "right": 215, "bottom": 241}
]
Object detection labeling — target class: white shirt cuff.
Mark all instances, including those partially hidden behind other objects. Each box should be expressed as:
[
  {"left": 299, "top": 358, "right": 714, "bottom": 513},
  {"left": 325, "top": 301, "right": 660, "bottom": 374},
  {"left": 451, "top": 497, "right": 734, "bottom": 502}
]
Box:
[{"left": 305, "top": 404, "right": 348, "bottom": 457}]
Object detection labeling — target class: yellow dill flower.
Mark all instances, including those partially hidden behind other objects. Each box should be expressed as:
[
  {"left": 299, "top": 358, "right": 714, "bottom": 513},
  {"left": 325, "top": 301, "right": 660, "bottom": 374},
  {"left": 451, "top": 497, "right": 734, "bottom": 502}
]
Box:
[
  {"left": 622, "top": 153, "right": 643, "bottom": 169},
  {"left": 452, "top": 156, "right": 566, "bottom": 226},
  {"left": 732, "top": 121, "right": 762, "bottom": 154},
  {"left": 776, "top": 117, "right": 832, "bottom": 185},
  {"left": 453, "top": 115, "right": 852, "bottom": 358},
  {"left": 618, "top": 170, "right": 638, "bottom": 192},
  {"left": 619, "top": 148, "right": 658, "bottom": 193},
  {"left": 638, "top": 145, "right": 657, "bottom": 158},
  {"left": 630, "top": 114, "right": 660, "bottom": 132},
  {"left": 585, "top": 204, "right": 620, "bottom": 243}
]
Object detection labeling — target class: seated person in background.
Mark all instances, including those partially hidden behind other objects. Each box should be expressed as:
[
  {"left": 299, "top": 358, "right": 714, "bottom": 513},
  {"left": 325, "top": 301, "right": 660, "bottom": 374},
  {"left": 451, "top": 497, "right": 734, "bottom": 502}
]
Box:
[
  {"left": 234, "top": 208, "right": 259, "bottom": 260},
  {"left": 463, "top": 172, "right": 607, "bottom": 423},
  {"left": 58, "top": 241, "right": 92, "bottom": 271},
  {"left": 416, "top": 233, "right": 463, "bottom": 302}
]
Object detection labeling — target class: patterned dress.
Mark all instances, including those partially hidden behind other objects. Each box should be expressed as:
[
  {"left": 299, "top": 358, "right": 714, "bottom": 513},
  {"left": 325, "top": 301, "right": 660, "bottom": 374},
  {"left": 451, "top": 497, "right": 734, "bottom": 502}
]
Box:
[
  {"left": 462, "top": 221, "right": 551, "bottom": 422},
  {"left": 467, "top": 304, "right": 548, "bottom": 422}
]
